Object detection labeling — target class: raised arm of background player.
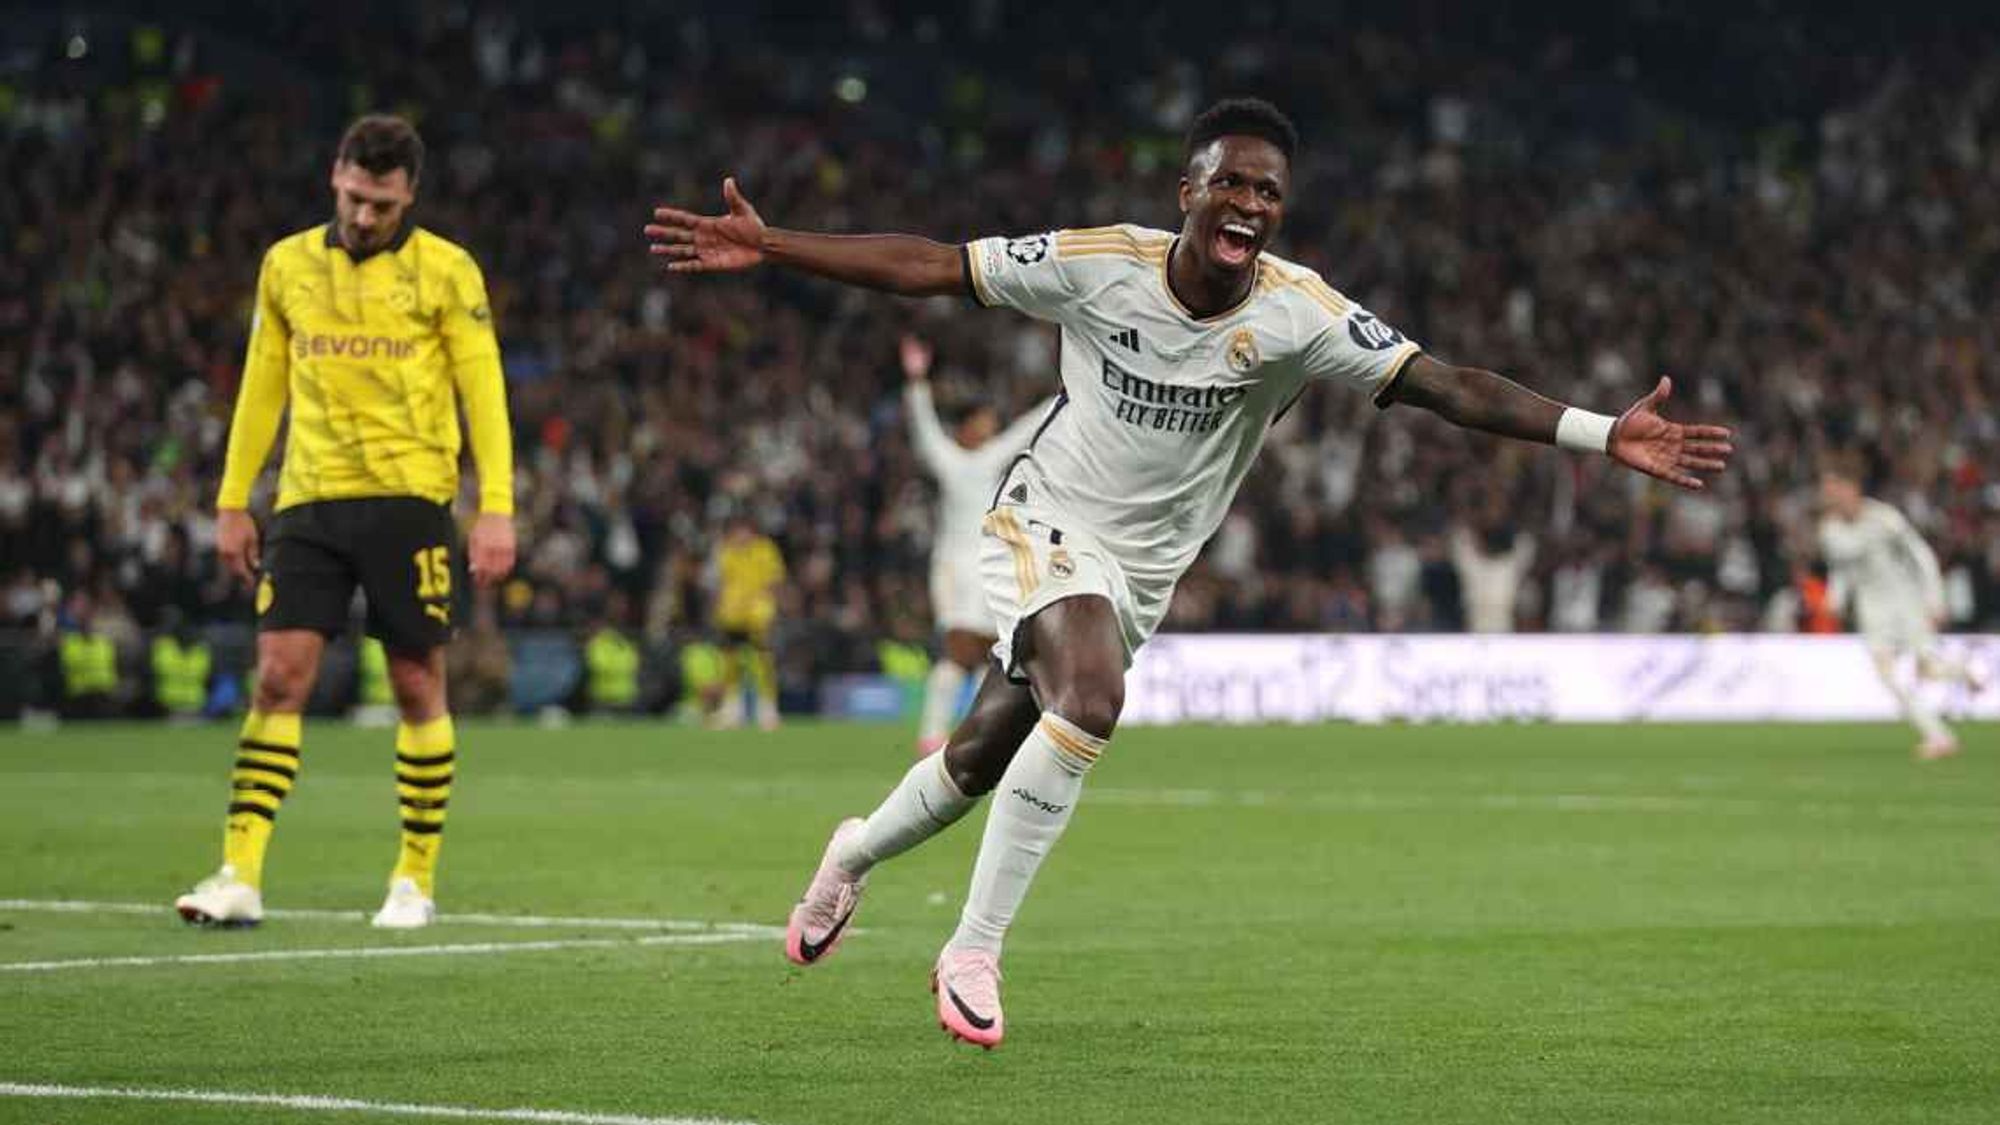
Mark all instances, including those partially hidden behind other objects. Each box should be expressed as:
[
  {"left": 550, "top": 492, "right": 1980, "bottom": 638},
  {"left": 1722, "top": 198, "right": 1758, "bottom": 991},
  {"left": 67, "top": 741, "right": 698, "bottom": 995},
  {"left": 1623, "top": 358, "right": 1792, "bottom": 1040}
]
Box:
[
  {"left": 646, "top": 179, "right": 1733, "bottom": 491},
  {"left": 899, "top": 335, "right": 963, "bottom": 477},
  {"left": 900, "top": 334, "right": 1052, "bottom": 474}
]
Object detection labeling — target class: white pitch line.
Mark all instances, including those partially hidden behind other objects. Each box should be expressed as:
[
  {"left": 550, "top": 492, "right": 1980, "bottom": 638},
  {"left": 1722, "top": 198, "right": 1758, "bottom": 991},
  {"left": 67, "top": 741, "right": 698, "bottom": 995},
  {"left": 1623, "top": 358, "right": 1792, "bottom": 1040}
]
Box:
[
  {"left": 1, "top": 931, "right": 761, "bottom": 974},
  {"left": 0, "top": 1081, "right": 764, "bottom": 1125},
  {"left": 0, "top": 899, "right": 782, "bottom": 935},
  {"left": 1087, "top": 787, "right": 2000, "bottom": 823}
]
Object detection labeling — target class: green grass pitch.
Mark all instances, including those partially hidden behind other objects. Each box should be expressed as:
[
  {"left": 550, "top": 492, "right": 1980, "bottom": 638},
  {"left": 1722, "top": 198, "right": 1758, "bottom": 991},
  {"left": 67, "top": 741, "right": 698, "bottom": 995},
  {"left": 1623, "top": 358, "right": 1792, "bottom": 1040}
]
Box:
[{"left": 3, "top": 719, "right": 1997, "bottom": 1124}]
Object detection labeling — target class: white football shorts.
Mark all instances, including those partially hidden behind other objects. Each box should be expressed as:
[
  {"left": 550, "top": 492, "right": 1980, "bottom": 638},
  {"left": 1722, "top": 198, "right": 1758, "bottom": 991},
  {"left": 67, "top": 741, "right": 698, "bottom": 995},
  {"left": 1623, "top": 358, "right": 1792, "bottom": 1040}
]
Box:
[
  {"left": 977, "top": 496, "right": 1169, "bottom": 683},
  {"left": 1856, "top": 597, "right": 1937, "bottom": 656}
]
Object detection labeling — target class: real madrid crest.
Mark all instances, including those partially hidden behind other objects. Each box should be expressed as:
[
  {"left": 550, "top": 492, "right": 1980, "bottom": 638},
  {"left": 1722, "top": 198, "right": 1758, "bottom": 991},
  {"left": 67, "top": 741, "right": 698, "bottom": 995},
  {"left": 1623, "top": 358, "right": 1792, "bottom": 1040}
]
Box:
[
  {"left": 1225, "top": 327, "right": 1260, "bottom": 374},
  {"left": 1047, "top": 548, "right": 1076, "bottom": 581}
]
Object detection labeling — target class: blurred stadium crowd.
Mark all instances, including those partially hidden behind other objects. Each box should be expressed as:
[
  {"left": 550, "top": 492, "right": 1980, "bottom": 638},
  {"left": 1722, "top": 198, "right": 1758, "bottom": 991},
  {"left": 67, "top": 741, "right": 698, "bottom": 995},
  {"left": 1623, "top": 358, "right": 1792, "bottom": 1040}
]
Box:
[{"left": 2, "top": 2, "right": 1997, "bottom": 712}]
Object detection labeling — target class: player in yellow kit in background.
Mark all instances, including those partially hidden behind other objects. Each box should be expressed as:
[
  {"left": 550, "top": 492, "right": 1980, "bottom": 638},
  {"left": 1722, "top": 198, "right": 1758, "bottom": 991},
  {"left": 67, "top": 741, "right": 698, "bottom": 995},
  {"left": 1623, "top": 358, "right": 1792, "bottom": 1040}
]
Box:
[
  {"left": 711, "top": 513, "right": 787, "bottom": 730},
  {"left": 174, "top": 115, "right": 517, "bottom": 930}
]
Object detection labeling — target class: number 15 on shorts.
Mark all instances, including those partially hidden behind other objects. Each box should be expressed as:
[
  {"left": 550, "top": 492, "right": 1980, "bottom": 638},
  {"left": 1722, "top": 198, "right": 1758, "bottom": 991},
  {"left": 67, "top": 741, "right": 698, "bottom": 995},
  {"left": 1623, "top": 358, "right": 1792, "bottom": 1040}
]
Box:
[{"left": 413, "top": 545, "right": 451, "bottom": 623}]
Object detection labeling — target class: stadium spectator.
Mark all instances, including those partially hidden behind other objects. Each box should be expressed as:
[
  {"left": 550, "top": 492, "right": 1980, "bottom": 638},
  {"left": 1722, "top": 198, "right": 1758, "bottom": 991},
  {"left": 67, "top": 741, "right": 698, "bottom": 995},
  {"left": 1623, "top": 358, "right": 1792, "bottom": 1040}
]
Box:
[
  {"left": 148, "top": 608, "right": 212, "bottom": 718},
  {"left": 1451, "top": 525, "right": 1536, "bottom": 634},
  {"left": 581, "top": 596, "right": 642, "bottom": 714},
  {"left": 57, "top": 593, "right": 120, "bottom": 718}
]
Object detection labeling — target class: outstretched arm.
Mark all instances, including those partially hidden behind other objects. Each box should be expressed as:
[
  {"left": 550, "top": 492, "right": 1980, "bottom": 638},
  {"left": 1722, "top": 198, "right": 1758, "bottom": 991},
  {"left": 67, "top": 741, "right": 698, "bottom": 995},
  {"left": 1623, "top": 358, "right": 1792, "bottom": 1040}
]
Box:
[
  {"left": 1384, "top": 355, "right": 1734, "bottom": 491},
  {"left": 646, "top": 178, "right": 964, "bottom": 297}
]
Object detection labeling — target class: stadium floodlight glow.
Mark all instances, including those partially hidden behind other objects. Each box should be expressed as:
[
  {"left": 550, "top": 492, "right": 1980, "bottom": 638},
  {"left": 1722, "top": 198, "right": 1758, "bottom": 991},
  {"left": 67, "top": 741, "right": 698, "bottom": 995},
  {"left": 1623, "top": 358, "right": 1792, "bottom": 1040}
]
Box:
[
  {"left": 835, "top": 76, "right": 867, "bottom": 104},
  {"left": 66, "top": 35, "right": 88, "bottom": 60}
]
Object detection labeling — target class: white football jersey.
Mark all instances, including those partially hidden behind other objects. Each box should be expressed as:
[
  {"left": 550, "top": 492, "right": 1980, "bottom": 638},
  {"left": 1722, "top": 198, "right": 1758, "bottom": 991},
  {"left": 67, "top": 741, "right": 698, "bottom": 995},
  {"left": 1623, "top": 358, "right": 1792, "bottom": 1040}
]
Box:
[
  {"left": 905, "top": 381, "right": 1055, "bottom": 569},
  {"left": 964, "top": 224, "right": 1420, "bottom": 586},
  {"left": 1818, "top": 498, "right": 1945, "bottom": 635}
]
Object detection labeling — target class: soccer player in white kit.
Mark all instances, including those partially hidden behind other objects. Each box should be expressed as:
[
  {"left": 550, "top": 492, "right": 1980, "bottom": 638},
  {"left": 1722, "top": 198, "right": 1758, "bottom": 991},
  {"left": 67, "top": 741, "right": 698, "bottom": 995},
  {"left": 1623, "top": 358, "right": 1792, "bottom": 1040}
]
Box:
[
  {"left": 1818, "top": 455, "right": 1985, "bottom": 759},
  {"left": 647, "top": 99, "right": 1735, "bottom": 1047},
  {"left": 900, "top": 333, "right": 1057, "bottom": 756}
]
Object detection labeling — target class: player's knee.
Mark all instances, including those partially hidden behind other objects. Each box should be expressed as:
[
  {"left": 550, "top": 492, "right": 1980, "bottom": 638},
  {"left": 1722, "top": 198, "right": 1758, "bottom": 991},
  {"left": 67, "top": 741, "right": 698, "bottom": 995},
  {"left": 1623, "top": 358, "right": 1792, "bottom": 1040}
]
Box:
[
  {"left": 386, "top": 657, "right": 445, "bottom": 718},
  {"left": 941, "top": 747, "right": 997, "bottom": 797},
  {"left": 253, "top": 653, "right": 315, "bottom": 711},
  {"left": 1046, "top": 676, "right": 1122, "bottom": 741},
  {"left": 941, "top": 716, "right": 1014, "bottom": 795}
]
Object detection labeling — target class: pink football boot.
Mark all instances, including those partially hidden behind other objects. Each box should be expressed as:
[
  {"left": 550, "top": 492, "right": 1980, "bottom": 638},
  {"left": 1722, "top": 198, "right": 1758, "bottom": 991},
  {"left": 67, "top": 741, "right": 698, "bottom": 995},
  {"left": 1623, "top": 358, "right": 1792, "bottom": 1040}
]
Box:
[
  {"left": 784, "top": 818, "right": 867, "bottom": 965},
  {"left": 931, "top": 945, "right": 1005, "bottom": 1048},
  {"left": 1916, "top": 733, "right": 1961, "bottom": 762}
]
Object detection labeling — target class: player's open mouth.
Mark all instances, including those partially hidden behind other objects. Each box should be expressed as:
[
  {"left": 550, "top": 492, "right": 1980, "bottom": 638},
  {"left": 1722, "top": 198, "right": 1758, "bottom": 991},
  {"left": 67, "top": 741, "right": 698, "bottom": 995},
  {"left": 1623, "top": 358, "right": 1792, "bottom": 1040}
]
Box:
[{"left": 1214, "top": 222, "right": 1258, "bottom": 267}]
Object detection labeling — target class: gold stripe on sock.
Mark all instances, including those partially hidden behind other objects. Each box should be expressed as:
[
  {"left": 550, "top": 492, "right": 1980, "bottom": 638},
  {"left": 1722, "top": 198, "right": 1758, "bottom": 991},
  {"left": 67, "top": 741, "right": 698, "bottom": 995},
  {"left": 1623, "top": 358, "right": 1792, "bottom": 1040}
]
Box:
[{"left": 1039, "top": 717, "right": 1103, "bottom": 767}]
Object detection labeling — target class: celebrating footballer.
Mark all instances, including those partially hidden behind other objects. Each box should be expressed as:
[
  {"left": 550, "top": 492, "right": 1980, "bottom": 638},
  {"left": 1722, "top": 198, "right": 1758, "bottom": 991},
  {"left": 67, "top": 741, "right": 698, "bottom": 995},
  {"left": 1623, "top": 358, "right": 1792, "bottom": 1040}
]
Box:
[{"left": 647, "top": 97, "right": 1734, "bottom": 1047}]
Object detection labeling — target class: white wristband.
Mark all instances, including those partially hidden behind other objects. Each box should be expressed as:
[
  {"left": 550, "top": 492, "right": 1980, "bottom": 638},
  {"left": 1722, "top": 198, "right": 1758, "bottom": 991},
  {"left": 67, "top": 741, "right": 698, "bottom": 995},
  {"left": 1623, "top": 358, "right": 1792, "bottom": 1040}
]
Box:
[{"left": 1555, "top": 407, "right": 1616, "bottom": 453}]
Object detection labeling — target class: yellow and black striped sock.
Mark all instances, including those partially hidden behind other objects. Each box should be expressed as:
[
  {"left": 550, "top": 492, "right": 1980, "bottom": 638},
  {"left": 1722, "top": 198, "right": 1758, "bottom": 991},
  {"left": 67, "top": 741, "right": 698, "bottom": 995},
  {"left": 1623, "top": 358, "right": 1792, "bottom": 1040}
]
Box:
[
  {"left": 223, "top": 710, "right": 303, "bottom": 890},
  {"left": 392, "top": 716, "right": 455, "bottom": 897}
]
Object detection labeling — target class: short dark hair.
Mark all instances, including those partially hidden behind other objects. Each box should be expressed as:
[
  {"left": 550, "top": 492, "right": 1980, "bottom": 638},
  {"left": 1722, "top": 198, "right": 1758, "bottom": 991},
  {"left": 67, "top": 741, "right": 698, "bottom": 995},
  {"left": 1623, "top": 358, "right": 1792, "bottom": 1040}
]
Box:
[
  {"left": 948, "top": 396, "right": 997, "bottom": 428},
  {"left": 1185, "top": 98, "right": 1298, "bottom": 168},
  {"left": 1822, "top": 449, "right": 1869, "bottom": 484},
  {"left": 337, "top": 114, "right": 424, "bottom": 183}
]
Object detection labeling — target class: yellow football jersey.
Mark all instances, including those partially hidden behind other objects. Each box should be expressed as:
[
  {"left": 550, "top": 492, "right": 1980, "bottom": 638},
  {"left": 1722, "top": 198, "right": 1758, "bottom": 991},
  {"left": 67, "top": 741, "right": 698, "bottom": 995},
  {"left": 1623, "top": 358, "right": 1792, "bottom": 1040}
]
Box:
[
  {"left": 217, "top": 223, "right": 514, "bottom": 514},
  {"left": 715, "top": 536, "right": 786, "bottom": 632}
]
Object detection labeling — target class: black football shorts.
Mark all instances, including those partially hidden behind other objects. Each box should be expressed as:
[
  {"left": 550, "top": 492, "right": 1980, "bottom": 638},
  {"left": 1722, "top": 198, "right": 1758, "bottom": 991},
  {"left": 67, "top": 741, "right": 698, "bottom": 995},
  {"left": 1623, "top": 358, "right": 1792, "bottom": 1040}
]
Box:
[{"left": 256, "top": 497, "right": 462, "bottom": 653}]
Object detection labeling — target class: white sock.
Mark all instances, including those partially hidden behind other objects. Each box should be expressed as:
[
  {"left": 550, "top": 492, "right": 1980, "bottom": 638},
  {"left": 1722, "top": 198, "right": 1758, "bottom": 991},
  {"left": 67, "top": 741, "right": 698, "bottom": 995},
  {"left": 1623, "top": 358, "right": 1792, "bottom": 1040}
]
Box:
[
  {"left": 919, "top": 661, "right": 968, "bottom": 745},
  {"left": 837, "top": 753, "right": 977, "bottom": 875},
  {"left": 1879, "top": 658, "right": 1951, "bottom": 742},
  {"left": 950, "top": 713, "right": 1105, "bottom": 955}
]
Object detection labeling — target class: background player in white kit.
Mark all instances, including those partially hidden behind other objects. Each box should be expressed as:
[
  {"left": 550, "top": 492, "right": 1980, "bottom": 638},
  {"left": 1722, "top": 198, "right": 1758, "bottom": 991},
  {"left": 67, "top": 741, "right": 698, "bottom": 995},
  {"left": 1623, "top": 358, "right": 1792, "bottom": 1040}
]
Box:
[
  {"left": 900, "top": 333, "right": 1056, "bottom": 757},
  {"left": 647, "top": 99, "right": 1734, "bottom": 1047},
  {"left": 1818, "top": 454, "right": 1985, "bottom": 759}
]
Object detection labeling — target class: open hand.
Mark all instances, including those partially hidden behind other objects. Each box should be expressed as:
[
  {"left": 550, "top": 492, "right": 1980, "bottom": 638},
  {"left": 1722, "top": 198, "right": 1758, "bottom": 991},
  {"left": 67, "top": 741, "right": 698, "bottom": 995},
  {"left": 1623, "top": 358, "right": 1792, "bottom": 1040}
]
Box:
[
  {"left": 1609, "top": 376, "right": 1735, "bottom": 491},
  {"left": 899, "top": 334, "right": 934, "bottom": 383},
  {"left": 645, "top": 177, "right": 767, "bottom": 273},
  {"left": 216, "top": 508, "right": 260, "bottom": 587},
  {"left": 468, "top": 513, "right": 517, "bottom": 589}
]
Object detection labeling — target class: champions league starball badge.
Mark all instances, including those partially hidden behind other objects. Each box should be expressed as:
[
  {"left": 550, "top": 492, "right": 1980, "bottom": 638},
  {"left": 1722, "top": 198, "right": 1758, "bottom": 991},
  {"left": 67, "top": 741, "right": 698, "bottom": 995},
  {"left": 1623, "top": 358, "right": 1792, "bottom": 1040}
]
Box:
[{"left": 1006, "top": 234, "right": 1050, "bottom": 264}]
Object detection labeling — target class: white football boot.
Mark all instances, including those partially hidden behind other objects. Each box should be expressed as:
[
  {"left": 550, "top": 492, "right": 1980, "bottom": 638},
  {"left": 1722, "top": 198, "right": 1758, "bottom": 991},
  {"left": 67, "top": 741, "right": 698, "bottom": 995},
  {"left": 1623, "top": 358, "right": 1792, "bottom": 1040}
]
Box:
[
  {"left": 370, "top": 877, "right": 437, "bottom": 929},
  {"left": 174, "top": 865, "right": 264, "bottom": 928}
]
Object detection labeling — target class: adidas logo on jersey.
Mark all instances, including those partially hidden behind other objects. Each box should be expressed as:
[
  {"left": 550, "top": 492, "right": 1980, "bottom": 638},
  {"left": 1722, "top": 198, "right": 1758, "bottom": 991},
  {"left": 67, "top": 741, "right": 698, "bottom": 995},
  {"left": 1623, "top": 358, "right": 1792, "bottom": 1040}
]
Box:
[{"left": 1107, "top": 326, "right": 1141, "bottom": 353}]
